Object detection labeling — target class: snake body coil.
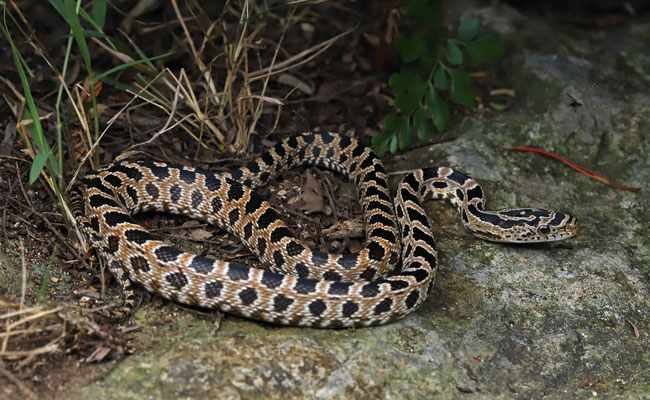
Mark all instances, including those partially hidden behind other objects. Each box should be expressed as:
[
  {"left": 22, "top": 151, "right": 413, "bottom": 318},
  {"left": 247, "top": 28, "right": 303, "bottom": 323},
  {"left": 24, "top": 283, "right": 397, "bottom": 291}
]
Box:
[{"left": 71, "top": 132, "right": 578, "bottom": 327}]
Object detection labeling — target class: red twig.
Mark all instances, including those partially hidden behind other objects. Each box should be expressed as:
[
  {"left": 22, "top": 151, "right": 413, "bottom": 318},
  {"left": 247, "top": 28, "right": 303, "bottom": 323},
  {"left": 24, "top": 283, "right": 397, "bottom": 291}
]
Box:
[{"left": 503, "top": 146, "right": 640, "bottom": 192}]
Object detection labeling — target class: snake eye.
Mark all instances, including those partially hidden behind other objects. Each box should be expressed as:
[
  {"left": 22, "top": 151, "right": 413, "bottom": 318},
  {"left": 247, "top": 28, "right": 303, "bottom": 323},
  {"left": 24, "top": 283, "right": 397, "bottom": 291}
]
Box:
[{"left": 538, "top": 225, "right": 550, "bottom": 235}]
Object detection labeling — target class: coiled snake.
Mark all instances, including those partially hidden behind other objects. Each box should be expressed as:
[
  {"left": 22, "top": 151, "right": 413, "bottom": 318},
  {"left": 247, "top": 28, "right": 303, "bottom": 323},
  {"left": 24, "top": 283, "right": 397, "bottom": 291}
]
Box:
[{"left": 71, "top": 132, "right": 578, "bottom": 327}]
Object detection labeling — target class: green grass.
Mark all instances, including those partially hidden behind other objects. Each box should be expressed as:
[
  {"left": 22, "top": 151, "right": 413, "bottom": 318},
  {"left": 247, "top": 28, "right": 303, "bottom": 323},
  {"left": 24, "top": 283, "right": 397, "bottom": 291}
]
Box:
[
  {"left": 2, "top": 7, "right": 60, "bottom": 186},
  {"left": 2, "top": 0, "right": 173, "bottom": 194},
  {"left": 38, "top": 244, "right": 58, "bottom": 304}
]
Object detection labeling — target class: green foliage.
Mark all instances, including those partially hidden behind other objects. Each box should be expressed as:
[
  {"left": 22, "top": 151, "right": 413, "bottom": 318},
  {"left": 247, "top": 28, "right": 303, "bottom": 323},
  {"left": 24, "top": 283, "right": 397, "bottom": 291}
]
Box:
[
  {"left": 3, "top": 0, "right": 172, "bottom": 192},
  {"left": 2, "top": 10, "right": 60, "bottom": 184},
  {"left": 373, "top": 0, "right": 505, "bottom": 156},
  {"left": 39, "top": 244, "right": 58, "bottom": 303}
]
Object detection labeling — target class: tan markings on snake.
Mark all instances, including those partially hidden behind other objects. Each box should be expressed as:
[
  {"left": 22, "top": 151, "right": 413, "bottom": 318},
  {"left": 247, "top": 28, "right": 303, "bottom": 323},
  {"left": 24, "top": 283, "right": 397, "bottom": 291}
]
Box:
[{"left": 70, "top": 132, "right": 578, "bottom": 327}]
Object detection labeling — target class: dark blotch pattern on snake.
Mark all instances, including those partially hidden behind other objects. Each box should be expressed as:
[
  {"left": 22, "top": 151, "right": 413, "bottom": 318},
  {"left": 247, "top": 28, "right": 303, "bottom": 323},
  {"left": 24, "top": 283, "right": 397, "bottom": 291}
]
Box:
[{"left": 70, "top": 132, "right": 578, "bottom": 327}]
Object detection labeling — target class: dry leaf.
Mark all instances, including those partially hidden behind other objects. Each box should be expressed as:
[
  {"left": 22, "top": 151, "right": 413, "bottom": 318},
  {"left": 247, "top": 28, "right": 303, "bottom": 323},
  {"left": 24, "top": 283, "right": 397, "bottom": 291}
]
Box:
[
  {"left": 625, "top": 319, "right": 640, "bottom": 338},
  {"left": 286, "top": 195, "right": 305, "bottom": 209},
  {"left": 188, "top": 228, "right": 212, "bottom": 240},
  {"left": 86, "top": 346, "right": 112, "bottom": 363},
  {"left": 81, "top": 77, "right": 103, "bottom": 105},
  {"left": 299, "top": 171, "right": 325, "bottom": 214},
  {"left": 323, "top": 219, "right": 365, "bottom": 240},
  {"left": 348, "top": 240, "right": 362, "bottom": 253},
  {"left": 181, "top": 220, "right": 201, "bottom": 228},
  {"left": 277, "top": 73, "right": 313, "bottom": 95}
]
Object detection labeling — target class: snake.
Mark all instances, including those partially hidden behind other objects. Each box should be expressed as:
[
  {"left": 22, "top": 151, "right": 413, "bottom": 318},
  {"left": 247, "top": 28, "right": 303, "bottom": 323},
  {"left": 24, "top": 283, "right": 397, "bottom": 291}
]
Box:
[{"left": 70, "top": 132, "right": 579, "bottom": 328}]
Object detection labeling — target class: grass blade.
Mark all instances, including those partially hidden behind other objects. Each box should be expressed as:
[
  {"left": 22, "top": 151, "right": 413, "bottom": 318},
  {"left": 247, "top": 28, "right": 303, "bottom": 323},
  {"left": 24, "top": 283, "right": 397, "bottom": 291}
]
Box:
[
  {"left": 38, "top": 244, "right": 58, "bottom": 303},
  {"left": 29, "top": 151, "right": 50, "bottom": 184},
  {"left": 94, "top": 52, "right": 174, "bottom": 81},
  {"left": 64, "top": 0, "right": 91, "bottom": 71},
  {"left": 2, "top": 6, "right": 59, "bottom": 181},
  {"left": 92, "top": 0, "right": 107, "bottom": 27}
]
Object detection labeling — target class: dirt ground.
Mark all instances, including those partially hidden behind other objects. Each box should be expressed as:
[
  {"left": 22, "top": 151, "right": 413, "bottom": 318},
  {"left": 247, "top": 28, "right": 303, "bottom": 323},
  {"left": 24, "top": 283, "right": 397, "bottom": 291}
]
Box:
[
  {"left": 1, "top": 1, "right": 646, "bottom": 398},
  {"left": 0, "top": 2, "right": 411, "bottom": 396}
]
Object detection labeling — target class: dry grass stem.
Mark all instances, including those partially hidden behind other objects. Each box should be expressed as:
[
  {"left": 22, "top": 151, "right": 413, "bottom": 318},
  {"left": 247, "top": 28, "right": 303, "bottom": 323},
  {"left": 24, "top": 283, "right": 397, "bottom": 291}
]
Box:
[
  {"left": 245, "top": 7, "right": 295, "bottom": 150},
  {"left": 168, "top": 69, "right": 228, "bottom": 148},
  {"left": 171, "top": 0, "right": 220, "bottom": 101},
  {"left": 127, "top": 73, "right": 184, "bottom": 149},
  {"left": 248, "top": 27, "right": 355, "bottom": 82},
  {"left": 0, "top": 360, "right": 37, "bottom": 400},
  {"left": 66, "top": 68, "right": 168, "bottom": 192},
  {"left": 1, "top": 1, "right": 364, "bottom": 387},
  {"left": 1, "top": 297, "right": 127, "bottom": 371}
]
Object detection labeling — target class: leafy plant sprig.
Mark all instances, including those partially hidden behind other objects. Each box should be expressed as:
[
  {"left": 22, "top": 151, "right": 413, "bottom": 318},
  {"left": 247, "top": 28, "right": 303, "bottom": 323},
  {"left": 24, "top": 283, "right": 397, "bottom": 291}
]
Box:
[{"left": 373, "top": 0, "right": 505, "bottom": 156}]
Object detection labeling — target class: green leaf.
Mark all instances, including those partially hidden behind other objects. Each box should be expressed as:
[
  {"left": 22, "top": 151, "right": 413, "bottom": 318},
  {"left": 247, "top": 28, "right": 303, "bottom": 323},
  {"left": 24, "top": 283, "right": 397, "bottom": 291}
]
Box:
[
  {"left": 404, "top": 0, "right": 442, "bottom": 28},
  {"left": 48, "top": 0, "right": 67, "bottom": 20},
  {"left": 99, "top": 76, "right": 157, "bottom": 101},
  {"left": 30, "top": 151, "right": 49, "bottom": 184},
  {"left": 125, "top": 35, "right": 162, "bottom": 73},
  {"left": 51, "top": 0, "right": 119, "bottom": 55},
  {"left": 489, "top": 102, "right": 507, "bottom": 110},
  {"left": 413, "top": 108, "right": 428, "bottom": 140},
  {"left": 449, "top": 68, "right": 476, "bottom": 108},
  {"left": 78, "top": 30, "right": 112, "bottom": 39},
  {"left": 398, "top": 117, "right": 411, "bottom": 150},
  {"left": 394, "top": 90, "right": 425, "bottom": 115},
  {"left": 376, "top": 114, "right": 404, "bottom": 155},
  {"left": 426, "top": 86, "right": 449, "bottom": 132},
  {"left": 446, "top": 42, "right": 463, "bottom": 65},
  {"left": 433, "top": 66, "right": 447, "bottom": 90},
  {"left": 465, "top": 44, "right": 486, "bottom": 65},
  {"left": 383, "top": 113, "right": 402, "bottom": 133},
  {"left": 3, "top": 11, "right": 59, "bottom": 181},
  {"left": 389, "top": 69, "right": 426, "bottom": 114},
  {"left": 39, "top": 244, "right": 58, "bottom": 303},
  {"left": 22, "top": 108, "right": 39, "bottom": 138},
  {"left": 92, "top": 0, "right": 107, "bottom": 28},
  {"left": 457, "top": 18, "right": 479, "bottom": 42},
  {"left": 64, "top": 0, "right": 92, "bottom": 73},
  {"left": 394, "top": 34, "right": 427, "bottom": 63},
  {"left": 389, "top": 134, "right": 399, "bottom": 154},
  {"left": 418, "top": 55, "right": 435, "bottom": 76},
  {"left": 372, "top": 131, "right": 393, "bottom": 157},
  {"left": 388, "top": 69, "right": 411, "bottom": 93},
  {"left": 94, "top": 52, "right": 173, "bottom": 81},
  {"left": 468, "top": 34, "right": 505, "bottom": 64}
]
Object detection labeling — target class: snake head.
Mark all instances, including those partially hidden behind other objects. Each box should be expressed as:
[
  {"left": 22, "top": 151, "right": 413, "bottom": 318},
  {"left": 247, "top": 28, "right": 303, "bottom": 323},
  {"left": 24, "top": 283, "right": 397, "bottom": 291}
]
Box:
[{"left": 473, "top": 208, "right": 579, "bottom": 243}]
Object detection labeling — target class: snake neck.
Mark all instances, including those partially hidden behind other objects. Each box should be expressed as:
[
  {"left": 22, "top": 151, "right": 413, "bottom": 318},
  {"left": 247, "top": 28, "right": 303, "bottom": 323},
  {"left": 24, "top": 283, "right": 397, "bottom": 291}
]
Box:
[{"left": 409, "top": 167, "right": 578, "bottom": 243}]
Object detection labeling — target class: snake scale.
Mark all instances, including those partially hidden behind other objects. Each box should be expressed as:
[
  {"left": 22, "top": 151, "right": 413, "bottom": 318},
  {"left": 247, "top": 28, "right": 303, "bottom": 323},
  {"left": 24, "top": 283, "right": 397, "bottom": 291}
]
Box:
[{"left": 71, "top": 132, "right": 579, "bottom": 327}]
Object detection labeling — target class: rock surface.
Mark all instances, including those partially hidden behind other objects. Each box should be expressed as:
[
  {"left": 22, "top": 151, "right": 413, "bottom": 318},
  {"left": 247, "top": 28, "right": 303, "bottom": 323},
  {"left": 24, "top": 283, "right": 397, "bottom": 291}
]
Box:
[{"left": 4, "top": 2, "right": 650, "bottom": 399}]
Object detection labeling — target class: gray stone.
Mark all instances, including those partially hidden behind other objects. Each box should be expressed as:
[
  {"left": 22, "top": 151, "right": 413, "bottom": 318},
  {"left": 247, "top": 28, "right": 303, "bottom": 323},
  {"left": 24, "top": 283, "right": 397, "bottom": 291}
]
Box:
[{"left": 3, "top": 2, "right": 649, "bottom": 399}]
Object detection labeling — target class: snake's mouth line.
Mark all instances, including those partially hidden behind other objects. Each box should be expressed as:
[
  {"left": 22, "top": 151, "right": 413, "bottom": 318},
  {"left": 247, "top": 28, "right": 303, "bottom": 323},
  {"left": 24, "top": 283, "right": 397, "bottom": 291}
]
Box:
[{"left": 72, "top": 132, "right": 578, "bottom": 327}]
